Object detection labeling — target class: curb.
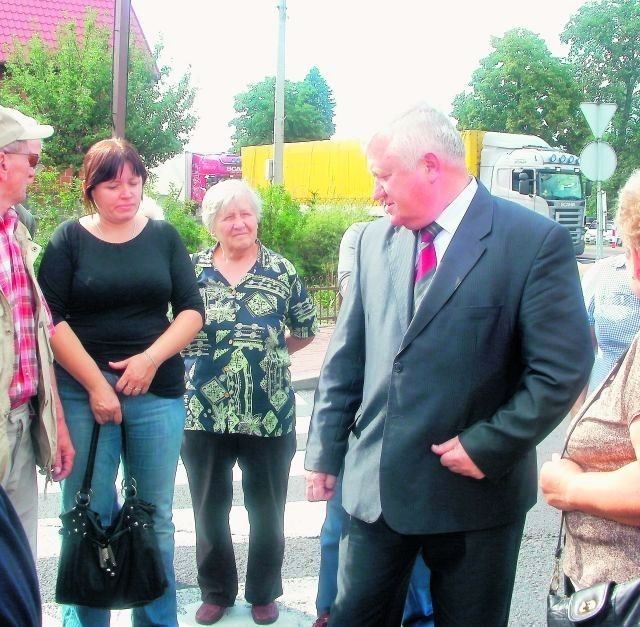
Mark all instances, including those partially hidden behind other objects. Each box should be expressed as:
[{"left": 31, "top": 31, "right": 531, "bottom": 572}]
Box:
[{"left": 293, "top": 376, "right": 319, "bottom": 392}]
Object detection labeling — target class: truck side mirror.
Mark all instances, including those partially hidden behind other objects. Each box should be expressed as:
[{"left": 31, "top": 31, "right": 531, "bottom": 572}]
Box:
[
  {"left": 518, "top": 173, "right": 531, "bottom": 195},
  {"left": 585, "top": 180, "right": 593, "bottom": 197}
]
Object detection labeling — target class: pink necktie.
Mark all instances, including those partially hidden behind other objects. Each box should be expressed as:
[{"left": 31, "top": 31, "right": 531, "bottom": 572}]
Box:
[{"left": 415, "top": 223, "right": 442, "bottom": 283}]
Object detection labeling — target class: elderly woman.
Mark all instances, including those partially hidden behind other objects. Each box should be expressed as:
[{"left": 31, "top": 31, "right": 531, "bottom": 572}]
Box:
[
  {"left": 38, "top": 138, "right": 204, "bottom": 626},
  {"left": 540, "top": 169, "right": 640, "bottom": 591},
  {"left": 182, "top": 179, "right": 317, "bottom": 625}
]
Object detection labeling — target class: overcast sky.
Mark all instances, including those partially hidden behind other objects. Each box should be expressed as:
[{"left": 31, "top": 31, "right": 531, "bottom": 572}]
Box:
[{"left": 131, "top": 0, "right": 589, "bottom": 152}]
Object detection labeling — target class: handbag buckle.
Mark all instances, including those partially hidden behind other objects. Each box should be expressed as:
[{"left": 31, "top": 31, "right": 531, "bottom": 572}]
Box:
[
  {"left": 577, "top": 598, "right": 597, "bottom": 615},
  {"left": 568, "top": 582, "right": 611, "bottom": 622},
  {"left": 98, "top": 544, "right": 117, "bottom": 575}
]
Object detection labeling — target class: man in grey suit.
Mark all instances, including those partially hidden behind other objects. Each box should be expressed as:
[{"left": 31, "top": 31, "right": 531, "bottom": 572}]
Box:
[{"left": 304, "top": 103, "right": 593, "bottom": 627}]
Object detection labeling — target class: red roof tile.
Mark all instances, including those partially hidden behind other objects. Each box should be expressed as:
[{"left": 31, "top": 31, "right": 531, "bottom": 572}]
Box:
[{"left": 0, "top": 0, "right": 152, "bottom": 63}]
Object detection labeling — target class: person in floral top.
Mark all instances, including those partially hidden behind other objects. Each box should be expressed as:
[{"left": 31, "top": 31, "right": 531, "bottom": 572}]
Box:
[{"left": 182, "top": 179, "right": 317, "bottom": 625}]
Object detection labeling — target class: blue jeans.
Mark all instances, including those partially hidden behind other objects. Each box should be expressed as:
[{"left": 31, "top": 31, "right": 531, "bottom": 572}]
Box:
[
  {"left": 316, "top": 473, "right": 433, "bottom": 626},
  {"left": 57, "top": 370, "right": 185, "bottom": 627}
]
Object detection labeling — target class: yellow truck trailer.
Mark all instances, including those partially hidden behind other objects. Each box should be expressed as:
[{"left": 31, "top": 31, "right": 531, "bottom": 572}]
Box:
[{"left": 241, "top": 140, "right": 374, "bottom": 203}]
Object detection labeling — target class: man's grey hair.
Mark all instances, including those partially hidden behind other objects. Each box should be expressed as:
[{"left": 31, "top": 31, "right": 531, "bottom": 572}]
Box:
[
  {"left": 377, "top": 102, "right": 466, "bottom": 169},
  {"left": 200, "top": 179, "right": 262, "bottom": 231}
]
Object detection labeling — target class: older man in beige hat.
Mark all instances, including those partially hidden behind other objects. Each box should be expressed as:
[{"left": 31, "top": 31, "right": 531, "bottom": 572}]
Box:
[{"left": 0, "top": 105, "right": 74, "bottom": 557}]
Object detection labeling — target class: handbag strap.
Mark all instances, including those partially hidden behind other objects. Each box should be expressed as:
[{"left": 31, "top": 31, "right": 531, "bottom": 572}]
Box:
[
  {"left": 77, "top": 422, "right": 101, "bottom": 504},
  {"left": 76, "top": 419, "right": 136, "bottom": 504},
  {"left": 119, "top": 423, "right": 137, "bottom": 498}
]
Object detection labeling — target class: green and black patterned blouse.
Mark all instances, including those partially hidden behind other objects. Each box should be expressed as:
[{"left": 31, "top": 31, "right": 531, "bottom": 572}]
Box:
[{"left": 183, "top": 243, "right": 318, "bottom": 436}]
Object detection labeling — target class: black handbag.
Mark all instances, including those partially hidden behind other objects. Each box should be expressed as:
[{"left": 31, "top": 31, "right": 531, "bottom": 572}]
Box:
[
  {"left": 548, "top": 570, "right": 640, "bottom": 625},
  {"left": 55, "top": 422, "right": 168, "bottom": 609},
  {"left": 546, "top": 349, "right": 640, "bottom": 625}
]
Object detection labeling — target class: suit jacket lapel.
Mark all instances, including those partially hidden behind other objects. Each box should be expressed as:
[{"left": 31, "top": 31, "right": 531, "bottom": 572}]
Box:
[
  {"left": 387, "top": 226, "right": 415, "bottom": 334},
  {"left": 399, "top": 185, "right": 493, "bottom": 352}
]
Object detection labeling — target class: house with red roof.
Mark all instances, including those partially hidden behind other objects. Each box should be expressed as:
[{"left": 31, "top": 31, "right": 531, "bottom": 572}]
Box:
[{"left": 0, "top": 0, "right": 152, "bottom": 74}]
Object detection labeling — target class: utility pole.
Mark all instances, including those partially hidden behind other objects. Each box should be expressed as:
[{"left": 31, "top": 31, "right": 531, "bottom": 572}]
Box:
[
  {"left": 273, "top": 0, "right": 287, "bottom": 184},
  {"left": 112, "top": 0, "right": 131, "bottom": 139}
]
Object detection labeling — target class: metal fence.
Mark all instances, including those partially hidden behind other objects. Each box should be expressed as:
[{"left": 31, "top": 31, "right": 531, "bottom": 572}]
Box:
[{"left": 308, "top": 284, "right": 341, "bottom": 326}]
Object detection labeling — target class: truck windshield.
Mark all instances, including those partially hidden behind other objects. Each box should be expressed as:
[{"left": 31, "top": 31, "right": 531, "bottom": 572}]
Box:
[{"left": 537, "top": 171, "right": 584, "bottom": 201}]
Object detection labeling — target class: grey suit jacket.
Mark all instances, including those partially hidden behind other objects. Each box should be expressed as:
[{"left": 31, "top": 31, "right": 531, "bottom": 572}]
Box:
[{"left": 305, "top": 183, "right": 593, "bottom": 534}]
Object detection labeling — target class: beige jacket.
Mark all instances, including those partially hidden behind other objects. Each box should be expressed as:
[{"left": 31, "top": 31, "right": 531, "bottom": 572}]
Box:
[{"left": 0, "top": 218, "right": 57, "bottom": 481}]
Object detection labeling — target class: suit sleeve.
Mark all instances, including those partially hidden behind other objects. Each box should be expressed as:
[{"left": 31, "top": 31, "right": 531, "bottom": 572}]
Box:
[
  {"left": 459, "top": 224, "right": 594, "bottom": 479},
  {"left": 304, "top": 227, "right": 367, "bottom": 476}
]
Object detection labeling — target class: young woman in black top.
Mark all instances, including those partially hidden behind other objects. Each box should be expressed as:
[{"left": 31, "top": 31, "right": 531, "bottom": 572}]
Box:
[{"left": 38, "top": 138, "right": 204, "bottom": 626}]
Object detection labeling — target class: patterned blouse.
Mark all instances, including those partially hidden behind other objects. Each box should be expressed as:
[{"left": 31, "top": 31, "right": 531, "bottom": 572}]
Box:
[
  {"left": 183, "top": 243, "right": 317, "bottom": 437},
  {"left": 582, "top": 254, "right": 640, "bottom": 391}
]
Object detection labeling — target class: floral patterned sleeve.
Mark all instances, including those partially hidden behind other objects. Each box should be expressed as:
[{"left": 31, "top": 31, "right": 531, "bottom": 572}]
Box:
[{"left": 283, "top": 258, "right": 318, "bottom": 339}]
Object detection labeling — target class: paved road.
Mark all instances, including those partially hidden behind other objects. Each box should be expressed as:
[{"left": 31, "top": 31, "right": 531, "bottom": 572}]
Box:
[
  {"left": 579, "top": 243, "right": 622, "bottom": 262},
  {"left": 36, "top": 389, "right": 568, "bottom": 626}
]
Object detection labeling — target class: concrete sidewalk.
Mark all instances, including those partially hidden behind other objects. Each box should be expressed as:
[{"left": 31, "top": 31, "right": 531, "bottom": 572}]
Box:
[{"left": 290, "top": 325, "right": 334, "bottom": 390}]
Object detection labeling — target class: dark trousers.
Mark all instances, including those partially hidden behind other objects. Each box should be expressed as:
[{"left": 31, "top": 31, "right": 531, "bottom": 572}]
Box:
[
  {"left": 182, "top": 430, "right": 296, "bottom": 606},
  {"left": 331, "top": 514, "right": 526, "bottom": 627}
]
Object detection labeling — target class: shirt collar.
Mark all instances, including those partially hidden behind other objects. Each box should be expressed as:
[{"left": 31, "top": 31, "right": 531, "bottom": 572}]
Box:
[
  {"left": 0, "top": 207, "right": 18, "bottom": 233},
  {"left": 434, "top": 177, "right": 478, "bottom": 235}
]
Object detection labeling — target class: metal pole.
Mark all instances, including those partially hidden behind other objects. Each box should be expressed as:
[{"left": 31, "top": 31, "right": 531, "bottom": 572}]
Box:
[
  {"left": 273, "top": 0, "right": 286, "bottom": 184},
  {"left": 112, "top": 0, "right": 131, "bottom": 138},
  {"left": 595, "top": 181, "right": 604, "bottom": 260}
]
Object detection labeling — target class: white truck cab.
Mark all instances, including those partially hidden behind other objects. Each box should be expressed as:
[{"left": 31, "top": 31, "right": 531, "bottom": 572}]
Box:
[{"left": 477, "top": 132, "right": 588, "bottom": 255}]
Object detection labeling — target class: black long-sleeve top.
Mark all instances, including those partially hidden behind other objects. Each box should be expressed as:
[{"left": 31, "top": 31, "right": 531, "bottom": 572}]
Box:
[{"left": 38, "top": 219, "right": 204, "bottom": 397}]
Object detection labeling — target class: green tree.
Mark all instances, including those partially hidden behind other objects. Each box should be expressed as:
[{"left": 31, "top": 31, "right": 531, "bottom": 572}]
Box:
[
  {"left": 229, "top": 68, "right": 336, "bottom": 152},
  {"left": 451, "top": 29, "right": 588, "bottom": 153},
  {"left": 303, "top": 66, "right": 336, "bottom": 138},
  {"left": 0, "top": 12, "right": 197, "bottom": 170},
  {"left": 561, "top": 0, "right": 640, "bottom": 193}
]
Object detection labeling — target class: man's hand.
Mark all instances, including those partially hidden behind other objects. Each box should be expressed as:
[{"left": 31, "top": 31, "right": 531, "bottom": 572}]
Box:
[
  {"left": 540, "top": 453, "right": 582, "bottom": 511},
  {"left": 305, "top": 471, "right": 337, "bottom": 501},
  {"left": 432, "top": 436, "right": 485, "bottom": 479},
  {"left": 52, "top": 415, "right": 75, "bottom": 481}
]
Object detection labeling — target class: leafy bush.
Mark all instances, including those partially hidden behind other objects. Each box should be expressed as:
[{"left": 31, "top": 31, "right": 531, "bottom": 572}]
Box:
[
  {"left": 298, "top": 203, "right": 373, "bottom": 280},
  {"left": 158, "top": 189, "right": 213, "bottom": 253},
  {"left": 256, "top": 186, "right": 374, "bottom": 281},
  {"left": 257, "top": 185, "right": 306, "bottom": 271},
  {"left": 27, "top": 168, "right": 84, "bottom": 250}
]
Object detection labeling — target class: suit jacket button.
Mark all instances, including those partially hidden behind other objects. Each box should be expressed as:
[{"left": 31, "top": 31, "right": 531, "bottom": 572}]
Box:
[{"left": 393, "top": 362, "right": 403, "bottom": 373}]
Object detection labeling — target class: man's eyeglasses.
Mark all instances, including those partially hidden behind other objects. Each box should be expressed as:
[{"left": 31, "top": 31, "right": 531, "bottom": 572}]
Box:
[{"left": 2, "top": 151, "right": 41, "bottom": 168}]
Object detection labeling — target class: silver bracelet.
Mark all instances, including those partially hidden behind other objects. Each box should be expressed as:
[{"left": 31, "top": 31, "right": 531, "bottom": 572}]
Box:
[{"left": 144, "top": 350, "right": 159, "bottom": 368}]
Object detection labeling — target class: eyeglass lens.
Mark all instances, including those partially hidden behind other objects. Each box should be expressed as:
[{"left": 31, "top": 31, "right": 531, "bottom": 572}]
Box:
[{"left": 2, "top": 151, "right": 40, "bottom": 168}]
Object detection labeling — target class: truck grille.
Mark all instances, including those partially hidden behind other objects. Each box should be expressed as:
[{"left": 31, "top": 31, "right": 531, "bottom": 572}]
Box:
[{"left": 555, "top": 210, "right": 582, "bottom": 244}]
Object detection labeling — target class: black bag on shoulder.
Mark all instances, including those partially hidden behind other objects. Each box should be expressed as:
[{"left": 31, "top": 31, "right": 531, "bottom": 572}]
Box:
[{"left": 55, "top": 422, "right": 168, "bottom": 609}]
